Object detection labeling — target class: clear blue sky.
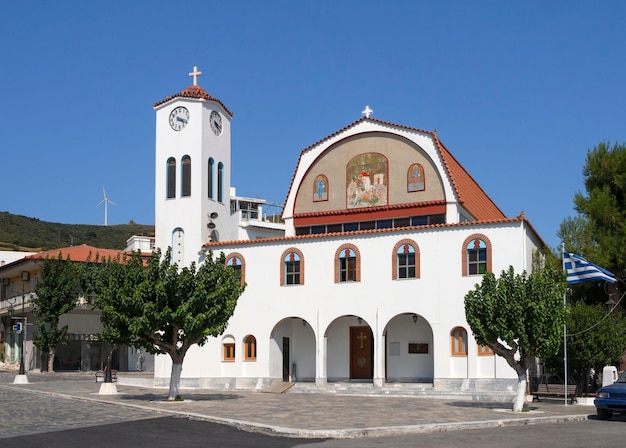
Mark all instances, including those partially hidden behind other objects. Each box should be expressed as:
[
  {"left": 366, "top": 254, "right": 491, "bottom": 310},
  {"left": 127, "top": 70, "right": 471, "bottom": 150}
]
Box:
[{"left": 2, "top": 1, "right": 625, "bottom": 250}]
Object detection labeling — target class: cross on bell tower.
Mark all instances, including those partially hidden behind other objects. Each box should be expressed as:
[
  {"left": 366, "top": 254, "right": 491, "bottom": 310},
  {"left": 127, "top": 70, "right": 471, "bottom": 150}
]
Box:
[{"left": 189, "top": 66, "right": 202, "bottom": 86}]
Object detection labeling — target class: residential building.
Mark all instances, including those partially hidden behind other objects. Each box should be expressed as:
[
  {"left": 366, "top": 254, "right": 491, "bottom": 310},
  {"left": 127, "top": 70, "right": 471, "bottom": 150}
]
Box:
[{"left": 0, "top": 245, "right": 154, "bottom": 372}]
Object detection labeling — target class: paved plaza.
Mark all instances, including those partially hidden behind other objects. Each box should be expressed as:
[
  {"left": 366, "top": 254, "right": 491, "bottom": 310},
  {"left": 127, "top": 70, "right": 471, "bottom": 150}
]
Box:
[{"left": 0, "top": 371, "right": 596, "bottom": 439}]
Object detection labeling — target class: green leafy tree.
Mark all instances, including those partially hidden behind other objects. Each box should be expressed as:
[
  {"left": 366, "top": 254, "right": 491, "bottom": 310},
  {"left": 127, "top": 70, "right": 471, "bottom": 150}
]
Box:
[
  {"left": 464, "top": 265, "right": 567, "bottom": 411},
  {"left": 33, "top": 254, "right": 82, "bottom": 372},
  {"left": 559, "top": 141, "right": 626, "bottom": 278},
  {"left": 544, "top": 302, "right": 626, "bottom": 393},
  {"left": 558, "top": 215, "right": 596, "bottom": 259},
  {"left": 558, "top": 141, "right": 626, "bottom": 371},
  {"left": 92, "top": 248, "right": 244, "bottom": 400}
]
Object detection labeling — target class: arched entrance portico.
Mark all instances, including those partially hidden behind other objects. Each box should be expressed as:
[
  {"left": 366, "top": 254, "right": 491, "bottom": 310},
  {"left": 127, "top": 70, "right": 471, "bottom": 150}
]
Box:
[
  {"left": 269, "top": 317, "right": 316, "bottom": 382},
  {"left": 325, "top": 315, "right": 374, "bottom": 382},
  {"left": 383, "top": 313, "right": 434, "bottom": 383}
]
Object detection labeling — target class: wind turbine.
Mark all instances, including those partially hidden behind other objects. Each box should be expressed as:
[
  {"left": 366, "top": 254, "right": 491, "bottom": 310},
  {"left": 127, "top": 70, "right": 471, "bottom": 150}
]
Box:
[{"left": 97, "top": 186, "right": 117, "bottom": 226}]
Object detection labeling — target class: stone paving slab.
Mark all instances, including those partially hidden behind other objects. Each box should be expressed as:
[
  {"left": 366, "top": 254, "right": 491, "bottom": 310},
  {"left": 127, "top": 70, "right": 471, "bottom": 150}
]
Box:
[
  {"left": 0, "top": 387, "right": 158, "bottom": 439},
  {"left": 0, "top": 371, "right": 596, "bottom": 439}
]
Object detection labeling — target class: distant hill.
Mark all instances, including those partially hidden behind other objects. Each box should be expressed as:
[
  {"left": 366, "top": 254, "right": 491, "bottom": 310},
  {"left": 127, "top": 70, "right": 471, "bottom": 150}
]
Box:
[{"left": 0, "top": 211, "right": 155, "bottom": 252}]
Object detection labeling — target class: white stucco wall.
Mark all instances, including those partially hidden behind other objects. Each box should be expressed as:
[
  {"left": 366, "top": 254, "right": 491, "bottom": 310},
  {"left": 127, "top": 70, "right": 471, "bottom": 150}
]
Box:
[
  {"left": 155, "top": 98, "right": 232, "bottom": 268},
  {"left": 155, "top": 220, "right": 537, "bottom": 388}
]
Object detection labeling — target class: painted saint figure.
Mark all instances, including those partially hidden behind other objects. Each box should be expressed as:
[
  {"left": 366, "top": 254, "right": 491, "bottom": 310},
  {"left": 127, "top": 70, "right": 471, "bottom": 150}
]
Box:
[
  {"left": 314, "top": 175, "right": 328, "bottom": 202},
  {"left": 408, "top": 163, "right": 425, "bottom": 192}
]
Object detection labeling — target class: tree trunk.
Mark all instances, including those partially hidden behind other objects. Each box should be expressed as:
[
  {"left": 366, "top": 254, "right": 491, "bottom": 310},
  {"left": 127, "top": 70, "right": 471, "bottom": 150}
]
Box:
[
  {"left": 168, "top": 362, "right": 183, "bottom": 400},
  {"left": 513, "top": 370, "right": 527, "bottom": 412},
  {"left": 47, "top": 347, "right": 56, "bottom": 373}
]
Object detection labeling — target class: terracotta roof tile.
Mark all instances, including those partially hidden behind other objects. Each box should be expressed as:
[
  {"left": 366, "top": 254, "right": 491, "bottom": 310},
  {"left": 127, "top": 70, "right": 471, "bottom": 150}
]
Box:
[
  {"left": 293, "top": 200, "right": 446, "bottom": 219},
  {"left": 432, "top": 133, "right": 506, "bottom": 221},
  {"left": 203, "top": 215, "right": 544, "bottom": 249},
  {"left": 25, "top": 244, "right": 128, "bottom": 263},
  {"left": 153, "top": 85, "right": 233, "bottom": 117}
]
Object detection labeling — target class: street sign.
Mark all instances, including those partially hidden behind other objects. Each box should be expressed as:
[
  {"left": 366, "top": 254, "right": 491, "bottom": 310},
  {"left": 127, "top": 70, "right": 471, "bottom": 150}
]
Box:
[{"left": 13, "top": 322, "right": 23, "bottom": 332}]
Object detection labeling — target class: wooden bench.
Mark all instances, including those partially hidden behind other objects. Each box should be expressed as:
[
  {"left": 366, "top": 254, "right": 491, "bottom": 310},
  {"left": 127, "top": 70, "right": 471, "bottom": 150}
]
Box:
[
  {"left": 533, "top": 383, "right": 577, "bottom": 404},
  {"left": 95, "top": 368, "right": 118, "bottom": 383}
]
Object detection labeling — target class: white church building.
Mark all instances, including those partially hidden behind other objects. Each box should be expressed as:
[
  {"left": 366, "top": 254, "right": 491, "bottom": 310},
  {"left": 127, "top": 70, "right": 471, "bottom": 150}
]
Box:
[{"left": 152, "top": 68, "right": 545, "bottom": 393}]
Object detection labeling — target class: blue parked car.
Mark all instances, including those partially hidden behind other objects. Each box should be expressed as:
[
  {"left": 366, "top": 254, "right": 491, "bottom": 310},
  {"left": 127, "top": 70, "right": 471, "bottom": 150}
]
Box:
[{"left": 595, "top": 370, "right": 626, "bottom": 420}]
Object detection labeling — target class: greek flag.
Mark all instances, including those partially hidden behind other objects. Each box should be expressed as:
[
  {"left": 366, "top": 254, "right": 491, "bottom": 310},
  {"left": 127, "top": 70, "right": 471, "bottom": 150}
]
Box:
[{"left": 563, "top": 252, "right": 616, "bottom": 284}]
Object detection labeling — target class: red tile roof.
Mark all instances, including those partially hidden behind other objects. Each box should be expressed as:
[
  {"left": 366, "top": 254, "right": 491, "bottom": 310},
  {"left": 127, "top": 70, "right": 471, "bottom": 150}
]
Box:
[
  {"left": 25, "top": 244, "right": 128, "bottom": 263},
  {"left": 293, "top": 200, "right": 446, "bottom": 219},
  {"left": 153, "top": 85, "right": 233, "bottom": 117},
  {"left": 203, "top": 214, "right": 545, "bottom": 249},
  {"left": 431, "top": 132, "right": 506, "bottom": 221}
]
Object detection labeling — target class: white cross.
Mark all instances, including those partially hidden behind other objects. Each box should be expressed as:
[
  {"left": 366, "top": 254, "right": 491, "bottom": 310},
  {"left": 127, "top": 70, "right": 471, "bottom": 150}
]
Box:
[
  {"left": 189, "top": 66, "right": 202, "bottom": 86},
  {"left": 361, "top": 105, "right": 373, "bottom": 118}
]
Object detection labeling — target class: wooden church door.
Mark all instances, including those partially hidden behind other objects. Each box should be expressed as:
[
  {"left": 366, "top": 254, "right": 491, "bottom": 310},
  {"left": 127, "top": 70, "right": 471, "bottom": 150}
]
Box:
[{"left": 350, "top": 326, "right": 373, "bottom": 379}]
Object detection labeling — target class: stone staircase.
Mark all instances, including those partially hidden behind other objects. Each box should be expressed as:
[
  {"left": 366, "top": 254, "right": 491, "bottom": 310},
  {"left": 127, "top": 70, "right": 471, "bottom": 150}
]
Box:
[{"left": 288, "top": 381, "right": 516, "bottom": 402}]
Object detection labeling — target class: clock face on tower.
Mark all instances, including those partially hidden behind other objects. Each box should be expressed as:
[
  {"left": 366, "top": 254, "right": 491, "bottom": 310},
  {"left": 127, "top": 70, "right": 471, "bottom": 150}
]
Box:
[
  {"left": 210, "top": 110, "right": 222, "bottom": 136},
  {"left": 169, "top": 106, "right": 189, "bottom": 131}
]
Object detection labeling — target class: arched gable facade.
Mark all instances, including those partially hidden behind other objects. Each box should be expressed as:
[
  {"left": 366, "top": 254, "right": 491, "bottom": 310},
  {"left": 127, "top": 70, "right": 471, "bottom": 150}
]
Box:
[{"left": 293, "top": 133, "right": 446, "bottom": 216}]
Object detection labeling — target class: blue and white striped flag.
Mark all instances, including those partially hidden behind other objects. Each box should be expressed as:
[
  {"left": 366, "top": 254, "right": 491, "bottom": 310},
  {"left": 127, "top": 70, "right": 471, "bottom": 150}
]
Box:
[{"left": 563, "top": 252, "right": 616, "bottom": 284}]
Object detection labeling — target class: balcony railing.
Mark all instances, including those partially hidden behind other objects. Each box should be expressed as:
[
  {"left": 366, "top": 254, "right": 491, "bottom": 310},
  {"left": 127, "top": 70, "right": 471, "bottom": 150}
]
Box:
[{"left": 0, "top": 293, "right": 35, "bottom": 315}]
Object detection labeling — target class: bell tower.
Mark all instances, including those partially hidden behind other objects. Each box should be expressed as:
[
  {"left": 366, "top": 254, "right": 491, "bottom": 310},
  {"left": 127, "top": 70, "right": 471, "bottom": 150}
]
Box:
[{"left": 153, "top": 67, "right": 233, "bottom": 267}]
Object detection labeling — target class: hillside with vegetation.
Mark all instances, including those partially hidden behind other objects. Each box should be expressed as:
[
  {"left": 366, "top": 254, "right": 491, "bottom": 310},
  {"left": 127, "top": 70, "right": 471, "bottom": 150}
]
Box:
[{"left": 0, "top": 211, "right": 155, "bottom": 252}]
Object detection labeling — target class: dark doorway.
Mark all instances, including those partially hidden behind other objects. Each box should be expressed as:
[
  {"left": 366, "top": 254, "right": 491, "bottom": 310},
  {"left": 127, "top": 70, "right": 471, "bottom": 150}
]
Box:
[{"left": 282, "top": 337, "right": 290, "bottom": 382}]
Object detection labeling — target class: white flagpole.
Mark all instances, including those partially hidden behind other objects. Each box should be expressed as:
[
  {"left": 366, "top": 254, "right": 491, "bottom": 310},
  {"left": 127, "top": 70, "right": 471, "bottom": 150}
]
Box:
[{"left": 562, "top": 243, "right": 568, "bottom": 406}]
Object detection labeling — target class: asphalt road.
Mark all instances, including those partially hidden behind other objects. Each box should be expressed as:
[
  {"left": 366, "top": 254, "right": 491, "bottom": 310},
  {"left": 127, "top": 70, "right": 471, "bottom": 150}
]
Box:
[
  {"left": 1, "top": 371, "right": 623, "bottom": 448},
  {"left": 2, "top": 415, "right": 626, "bottom": 448},
  {"left": 1, "top": 417, "right": 325, "bottom": 448}
]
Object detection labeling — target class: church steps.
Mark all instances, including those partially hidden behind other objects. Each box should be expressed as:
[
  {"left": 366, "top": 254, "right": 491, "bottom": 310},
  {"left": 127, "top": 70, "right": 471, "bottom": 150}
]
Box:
[{"left": 288, "top": 382, "right": 515, "bottom": 402}]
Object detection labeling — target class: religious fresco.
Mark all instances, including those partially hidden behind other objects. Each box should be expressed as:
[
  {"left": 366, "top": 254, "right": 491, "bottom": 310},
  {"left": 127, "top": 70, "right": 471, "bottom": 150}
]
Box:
[
  {"left": 313, "top": 174, "right": 328, "bottom": 202},
  {"left": 407, "top": 163, "right": 425, "bottom": 192},
  {"left": 346, "top": 153, "right": 388, "bottom": 208}
]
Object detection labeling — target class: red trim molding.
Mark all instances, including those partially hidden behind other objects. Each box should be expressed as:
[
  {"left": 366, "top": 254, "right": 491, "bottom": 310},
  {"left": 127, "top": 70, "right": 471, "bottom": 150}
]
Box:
[{"left": 295, "top": 202, "right": 446, "bottom": 227}]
